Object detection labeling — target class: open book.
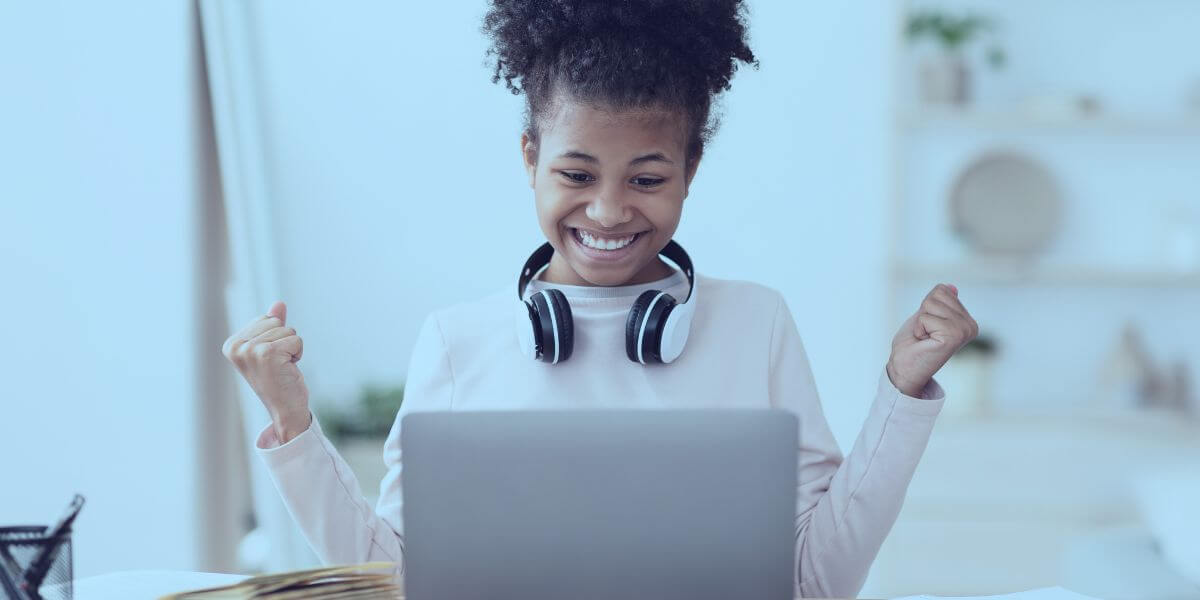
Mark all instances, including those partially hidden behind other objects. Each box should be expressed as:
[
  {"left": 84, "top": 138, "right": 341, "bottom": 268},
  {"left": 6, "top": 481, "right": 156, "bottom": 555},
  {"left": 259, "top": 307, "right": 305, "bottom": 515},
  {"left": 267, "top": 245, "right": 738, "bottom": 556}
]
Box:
[{"left": 157, "top": 562, "right": 401, "bottom": 599}]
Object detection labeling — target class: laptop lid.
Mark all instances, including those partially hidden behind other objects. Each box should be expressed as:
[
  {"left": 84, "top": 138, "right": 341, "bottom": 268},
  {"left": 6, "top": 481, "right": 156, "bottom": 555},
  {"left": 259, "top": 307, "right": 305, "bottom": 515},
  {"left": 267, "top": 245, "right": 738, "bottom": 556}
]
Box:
[{"left": 401, "top": 409, "right": 798, "bottom": 600}]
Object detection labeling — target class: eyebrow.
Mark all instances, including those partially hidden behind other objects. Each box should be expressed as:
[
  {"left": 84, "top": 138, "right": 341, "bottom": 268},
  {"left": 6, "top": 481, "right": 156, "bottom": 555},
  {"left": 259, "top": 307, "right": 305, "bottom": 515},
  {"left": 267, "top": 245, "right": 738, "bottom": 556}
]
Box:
[{"left": 556, "top": 150, "right": 675, "bottom": 166}]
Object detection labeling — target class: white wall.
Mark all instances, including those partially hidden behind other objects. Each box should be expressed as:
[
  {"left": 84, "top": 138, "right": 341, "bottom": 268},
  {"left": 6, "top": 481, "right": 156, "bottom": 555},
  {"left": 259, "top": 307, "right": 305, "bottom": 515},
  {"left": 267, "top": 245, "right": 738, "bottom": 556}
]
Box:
[
  {"left": 0, "top": 0, "right": 203, "bottom": 577},
  {"left": 242, "top": 0, "right": 896, "bottom": 449}
]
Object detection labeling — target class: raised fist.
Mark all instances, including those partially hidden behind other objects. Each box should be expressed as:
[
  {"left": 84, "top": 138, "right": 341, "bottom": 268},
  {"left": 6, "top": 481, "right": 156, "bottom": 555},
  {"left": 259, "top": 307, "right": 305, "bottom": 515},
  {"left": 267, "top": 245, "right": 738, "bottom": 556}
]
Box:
[
  {"left": 887, "top": 284, "right": 979, "bottom": 397},
  {"left": 222, "top": 300, "right": 311, "bottom": 443}
]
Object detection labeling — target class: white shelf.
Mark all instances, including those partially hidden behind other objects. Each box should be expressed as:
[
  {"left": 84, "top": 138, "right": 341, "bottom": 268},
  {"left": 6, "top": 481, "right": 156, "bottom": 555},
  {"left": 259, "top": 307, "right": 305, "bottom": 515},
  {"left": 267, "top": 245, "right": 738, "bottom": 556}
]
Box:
[
  {"left": 901, "top": 107, "right": 1200, "bottom": 136},
  {"left": 892, "top": 260, "right": 1200, "bottom": 288}
]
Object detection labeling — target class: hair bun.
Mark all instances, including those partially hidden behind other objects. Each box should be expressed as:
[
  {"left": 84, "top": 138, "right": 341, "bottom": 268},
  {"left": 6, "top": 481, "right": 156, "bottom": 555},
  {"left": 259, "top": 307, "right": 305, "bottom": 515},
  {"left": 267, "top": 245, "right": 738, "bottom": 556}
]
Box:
[
  {"left": 483, "top": 0, "right": 758, "bottom": 162},
  {"left": 483, "top": 0, "right": 757, "bottom": 97}
]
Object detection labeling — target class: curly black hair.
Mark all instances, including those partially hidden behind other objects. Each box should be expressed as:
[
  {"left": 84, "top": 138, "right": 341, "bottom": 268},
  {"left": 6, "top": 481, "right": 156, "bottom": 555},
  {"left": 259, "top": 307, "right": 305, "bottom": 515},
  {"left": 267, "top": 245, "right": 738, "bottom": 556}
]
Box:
[{"left": 481, "top": 0, "right": 759, "bottom": 165}]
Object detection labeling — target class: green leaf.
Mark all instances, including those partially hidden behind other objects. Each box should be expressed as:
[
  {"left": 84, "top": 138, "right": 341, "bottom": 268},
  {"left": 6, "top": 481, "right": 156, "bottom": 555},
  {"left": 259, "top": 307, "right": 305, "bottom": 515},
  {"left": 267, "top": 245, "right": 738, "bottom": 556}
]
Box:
[
  {"left": 905, "top": 9, "right": 998, "bottom": 52},
  {"left": 986, "top": 46, "right": 1007, "bottom": 69}
]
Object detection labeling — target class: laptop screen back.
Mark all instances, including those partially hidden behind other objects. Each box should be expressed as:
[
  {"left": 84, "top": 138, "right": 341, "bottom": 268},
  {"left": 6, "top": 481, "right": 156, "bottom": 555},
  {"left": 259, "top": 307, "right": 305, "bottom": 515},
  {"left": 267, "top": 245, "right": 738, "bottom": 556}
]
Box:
[{"left": 401, "top": 409, "right": 798, "bottom": 600}]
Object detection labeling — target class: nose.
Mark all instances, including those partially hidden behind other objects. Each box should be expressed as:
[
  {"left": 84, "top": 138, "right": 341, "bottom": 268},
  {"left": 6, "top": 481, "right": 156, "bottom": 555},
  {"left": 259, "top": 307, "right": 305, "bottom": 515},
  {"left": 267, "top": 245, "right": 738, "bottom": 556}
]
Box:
[{"left": 584, "top": 187, "right": 633, "bottom": 229}]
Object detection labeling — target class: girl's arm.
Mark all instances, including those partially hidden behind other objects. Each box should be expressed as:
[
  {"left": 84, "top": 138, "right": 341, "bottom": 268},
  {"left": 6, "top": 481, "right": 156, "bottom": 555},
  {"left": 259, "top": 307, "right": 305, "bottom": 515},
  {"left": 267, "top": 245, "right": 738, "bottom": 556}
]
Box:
[
  {"left": 766, "top": 293, "right": 945, "bottom": 598},
  {"left": 254, "top": 312, "right": 454, "bottom": 577}
]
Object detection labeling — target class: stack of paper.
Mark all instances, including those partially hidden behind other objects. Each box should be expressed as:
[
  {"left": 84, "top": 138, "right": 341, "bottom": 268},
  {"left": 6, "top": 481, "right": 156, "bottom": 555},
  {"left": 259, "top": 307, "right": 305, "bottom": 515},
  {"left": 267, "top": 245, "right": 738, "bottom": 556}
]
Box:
[{"left": 157, "top": 562, "right": 401, "bottom": 599}]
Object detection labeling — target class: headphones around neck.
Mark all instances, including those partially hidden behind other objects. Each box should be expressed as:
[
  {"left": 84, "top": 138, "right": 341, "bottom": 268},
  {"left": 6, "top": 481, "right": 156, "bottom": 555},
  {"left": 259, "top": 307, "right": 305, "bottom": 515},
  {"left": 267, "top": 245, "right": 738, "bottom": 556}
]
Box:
[{"left": 514, "top": 239, "right": 698, "bottom": 365}]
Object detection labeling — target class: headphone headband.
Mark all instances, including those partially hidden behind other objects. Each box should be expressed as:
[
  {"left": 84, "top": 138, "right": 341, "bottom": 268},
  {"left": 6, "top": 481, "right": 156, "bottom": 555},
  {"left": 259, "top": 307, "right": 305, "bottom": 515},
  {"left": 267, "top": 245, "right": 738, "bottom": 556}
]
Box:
[
  {"left": 517, "top": 239, "right": 695, "bottom": 303},
  {"left": 515, "top": 239, "right": 698, "bottom": 365},
  {"left": 517, "top": 242, "right": 556, "bottom": 300}
]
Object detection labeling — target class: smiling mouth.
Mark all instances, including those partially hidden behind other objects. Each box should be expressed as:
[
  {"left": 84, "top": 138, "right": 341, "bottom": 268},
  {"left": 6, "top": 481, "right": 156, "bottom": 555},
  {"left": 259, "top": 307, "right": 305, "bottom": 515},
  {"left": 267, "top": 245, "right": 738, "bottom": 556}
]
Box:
[{"left": 569, "top": 227, "right": 647, "bottom": 251}]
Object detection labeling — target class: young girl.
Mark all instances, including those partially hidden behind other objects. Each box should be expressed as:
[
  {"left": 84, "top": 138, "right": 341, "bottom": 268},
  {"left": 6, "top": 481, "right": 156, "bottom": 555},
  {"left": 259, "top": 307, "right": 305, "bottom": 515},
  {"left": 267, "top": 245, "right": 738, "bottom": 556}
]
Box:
[{"left": 223, "top": 0, "right": 978, "bottom": 596}]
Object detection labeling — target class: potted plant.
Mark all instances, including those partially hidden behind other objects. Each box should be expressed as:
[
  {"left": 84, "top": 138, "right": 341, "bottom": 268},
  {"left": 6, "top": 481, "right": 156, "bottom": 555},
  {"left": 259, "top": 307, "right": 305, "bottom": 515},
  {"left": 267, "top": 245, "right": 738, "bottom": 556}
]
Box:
[
  {"left": 905, "top": 10, "right": 1006, "bottom": 106},
  {"left": 320, "top": 383, "right": 405, "bottom": 442},
  {"left": 315, "top": 382, "right": 405, "bottom": 499},
  {"left": 936, "top": 333, "right": 998, "bottom": 418}
]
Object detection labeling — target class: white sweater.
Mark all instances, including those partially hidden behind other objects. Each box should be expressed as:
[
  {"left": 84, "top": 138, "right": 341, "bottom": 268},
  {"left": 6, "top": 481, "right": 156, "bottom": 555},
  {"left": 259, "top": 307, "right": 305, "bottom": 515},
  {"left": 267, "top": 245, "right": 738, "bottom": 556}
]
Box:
[{"left": 255, "top": 270, "right": 945, "bottom": 597}]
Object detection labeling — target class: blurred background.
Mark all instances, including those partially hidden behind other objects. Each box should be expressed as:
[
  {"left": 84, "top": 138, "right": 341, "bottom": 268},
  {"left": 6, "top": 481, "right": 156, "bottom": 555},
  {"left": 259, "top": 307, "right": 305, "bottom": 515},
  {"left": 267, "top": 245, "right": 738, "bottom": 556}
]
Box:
[{"left": 2, "top": 0, "right": 1198, "bottom": 597}]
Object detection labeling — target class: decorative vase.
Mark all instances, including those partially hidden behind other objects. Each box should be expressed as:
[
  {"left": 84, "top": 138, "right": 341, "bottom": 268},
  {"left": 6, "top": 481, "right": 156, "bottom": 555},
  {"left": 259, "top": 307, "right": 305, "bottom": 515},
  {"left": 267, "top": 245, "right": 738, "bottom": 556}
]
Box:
[{"left": 919, "top": 52, "right": 970, "bottom": 106}]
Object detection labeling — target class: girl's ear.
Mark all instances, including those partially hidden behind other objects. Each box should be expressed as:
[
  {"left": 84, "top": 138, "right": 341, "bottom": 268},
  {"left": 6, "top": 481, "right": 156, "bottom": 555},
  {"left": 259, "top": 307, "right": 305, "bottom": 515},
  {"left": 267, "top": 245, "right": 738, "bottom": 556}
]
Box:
[{"left": 520, "top": 132, "right": 538, "bottom": 188}]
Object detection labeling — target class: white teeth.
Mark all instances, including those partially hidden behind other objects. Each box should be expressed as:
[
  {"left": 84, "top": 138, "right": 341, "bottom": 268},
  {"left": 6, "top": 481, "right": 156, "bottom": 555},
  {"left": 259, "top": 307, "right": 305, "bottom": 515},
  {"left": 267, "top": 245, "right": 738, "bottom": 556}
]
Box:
[{"left": 576, "top": 229, "right": 636, "bottom": 251}]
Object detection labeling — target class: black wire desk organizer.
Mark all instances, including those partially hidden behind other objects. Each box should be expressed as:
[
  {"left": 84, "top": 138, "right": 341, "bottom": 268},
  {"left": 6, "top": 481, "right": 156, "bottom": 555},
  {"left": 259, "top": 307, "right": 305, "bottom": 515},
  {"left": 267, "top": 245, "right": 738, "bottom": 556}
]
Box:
[{"left": 0, "top": 495, "right": 84, "bottom": 600}]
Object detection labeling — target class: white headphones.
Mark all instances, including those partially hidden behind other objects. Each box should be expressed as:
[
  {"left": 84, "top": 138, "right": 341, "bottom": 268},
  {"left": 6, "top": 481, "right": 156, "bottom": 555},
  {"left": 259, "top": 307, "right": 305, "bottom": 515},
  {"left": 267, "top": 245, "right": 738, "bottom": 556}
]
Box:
[{"left": 514, "top": 239, "right": 698, "bottom": 365}]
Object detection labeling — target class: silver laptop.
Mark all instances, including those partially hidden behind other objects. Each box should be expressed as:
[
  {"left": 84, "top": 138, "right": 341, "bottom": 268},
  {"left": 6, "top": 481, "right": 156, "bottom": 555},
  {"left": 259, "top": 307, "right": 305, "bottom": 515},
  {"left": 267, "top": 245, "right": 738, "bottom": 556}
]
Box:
[{"left": 401, "top": 410, "right": 798, "bottom": 600}]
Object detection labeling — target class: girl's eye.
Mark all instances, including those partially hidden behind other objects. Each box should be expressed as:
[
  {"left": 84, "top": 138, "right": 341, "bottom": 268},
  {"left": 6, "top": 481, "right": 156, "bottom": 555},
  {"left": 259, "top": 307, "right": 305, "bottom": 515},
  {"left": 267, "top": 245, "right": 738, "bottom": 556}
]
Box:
[
  {"left": 560, "top": 171, "right": 593, "bottom": 184},
  {"left": 633, "top": 177, "right": 665, "bottom": 187},
  {"left": 558, "top": 171, "right": 664, "bottom": 187}
]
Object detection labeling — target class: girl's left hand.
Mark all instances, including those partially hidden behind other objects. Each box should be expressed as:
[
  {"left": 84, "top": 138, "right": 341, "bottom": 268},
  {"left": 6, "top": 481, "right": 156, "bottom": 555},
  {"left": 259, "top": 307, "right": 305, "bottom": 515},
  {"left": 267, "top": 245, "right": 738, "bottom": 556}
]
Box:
[{"left": 886, "top": 283, "right": 979, "bottom": 397}]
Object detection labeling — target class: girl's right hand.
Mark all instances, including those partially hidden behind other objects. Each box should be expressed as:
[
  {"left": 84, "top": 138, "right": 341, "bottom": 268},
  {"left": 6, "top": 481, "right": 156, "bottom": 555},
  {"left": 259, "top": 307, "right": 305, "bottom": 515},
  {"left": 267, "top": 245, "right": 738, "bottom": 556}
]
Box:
[{"left": 222, "top": 300, "right": 311, "bottom": 443}]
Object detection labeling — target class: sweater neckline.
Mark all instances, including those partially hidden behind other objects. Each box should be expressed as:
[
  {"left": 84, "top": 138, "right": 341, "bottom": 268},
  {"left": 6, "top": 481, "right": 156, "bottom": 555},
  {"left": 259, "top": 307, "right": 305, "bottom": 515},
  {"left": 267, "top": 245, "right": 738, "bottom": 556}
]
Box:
[{"left": 524, "top": 269, "right": 688, "bottom": 302}]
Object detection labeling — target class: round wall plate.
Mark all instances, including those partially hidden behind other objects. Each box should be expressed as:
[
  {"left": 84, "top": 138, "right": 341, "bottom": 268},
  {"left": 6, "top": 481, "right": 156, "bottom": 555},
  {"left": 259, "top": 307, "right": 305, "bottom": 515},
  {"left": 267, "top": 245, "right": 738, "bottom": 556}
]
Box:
[{"left": 949, "top": 151, "right": 1063, "bottom": 257}]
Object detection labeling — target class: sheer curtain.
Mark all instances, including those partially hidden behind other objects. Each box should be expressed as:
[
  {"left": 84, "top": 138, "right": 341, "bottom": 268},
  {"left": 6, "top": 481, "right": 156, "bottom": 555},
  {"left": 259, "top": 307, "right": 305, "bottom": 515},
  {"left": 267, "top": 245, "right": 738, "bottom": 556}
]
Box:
[{"left": 198, "top": 0, "right": 318, "bottom": 572}]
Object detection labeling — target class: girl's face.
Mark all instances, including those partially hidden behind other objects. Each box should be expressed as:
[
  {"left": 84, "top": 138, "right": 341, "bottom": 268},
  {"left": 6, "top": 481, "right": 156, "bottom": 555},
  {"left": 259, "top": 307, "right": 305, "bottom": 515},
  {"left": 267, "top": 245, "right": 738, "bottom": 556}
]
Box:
[{"left": 522, "top": 99, "right": 700, "bottom": 287}]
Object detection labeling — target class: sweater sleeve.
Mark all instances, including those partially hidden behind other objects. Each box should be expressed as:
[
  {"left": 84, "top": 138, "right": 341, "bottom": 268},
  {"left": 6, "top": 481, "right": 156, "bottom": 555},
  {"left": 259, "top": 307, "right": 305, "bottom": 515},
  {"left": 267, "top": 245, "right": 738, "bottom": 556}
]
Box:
[
  {"left": 254, "top": 311, "right": 455, "bottom": 578},
  {"left": 767, "top": 294, "right": 945, "bottom": 598}
]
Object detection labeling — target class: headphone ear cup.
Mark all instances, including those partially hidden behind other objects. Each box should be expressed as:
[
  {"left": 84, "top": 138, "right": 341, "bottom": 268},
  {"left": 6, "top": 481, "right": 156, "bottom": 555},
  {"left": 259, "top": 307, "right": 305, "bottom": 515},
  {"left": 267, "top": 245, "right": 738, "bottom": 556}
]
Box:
[
  {"left": 544, "top": 288, "right": 573, "bottom": 362},
  {"left": 516, "top": 299, "right": 539, "bottom": 359},
  {"left": 528, "top": 292, "right": 556, "bottom": 363},
  {"left": 658, "top": 301, "right": 692, "bottom": 363},
  {"left": 625, "top": 290, "right": 659, "bottom": 363},
  {"left": 641, "top": 293, "right": 677, "bottom": 364}
]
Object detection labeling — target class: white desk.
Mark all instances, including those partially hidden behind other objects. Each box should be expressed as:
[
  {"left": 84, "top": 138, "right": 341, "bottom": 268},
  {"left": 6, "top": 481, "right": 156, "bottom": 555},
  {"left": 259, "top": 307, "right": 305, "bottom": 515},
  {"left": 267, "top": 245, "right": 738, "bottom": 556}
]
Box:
[
  {"left": 75, "top": 571, "right": 246, "bottom": 599},
  {"left": 74, "top": 571, "right": 843, "bottom": 599}
]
